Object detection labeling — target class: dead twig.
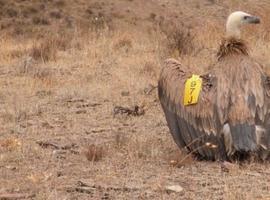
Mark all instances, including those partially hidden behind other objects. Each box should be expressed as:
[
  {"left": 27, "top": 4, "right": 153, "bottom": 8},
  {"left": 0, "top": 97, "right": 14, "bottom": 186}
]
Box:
[
  {"left": 66, "top": 98, "right": 85, "bottom": 103},
  {"left": 76, "top": 103, "right": 102, "bottom": 108},
  {"left": 66, "top": 186, "right": 95, "bottom": 194},
  {"left": 86, "top": 128, "right": 110, "bottom": 134},
  {"left": 143, "top": 84, "right": 157, "bottom": 95},
  {"left": 66, "top": 98, "right": 102, "bottom": 108},
  {"left": 113, "top": 105, "right": 145, "bottom": 117},
  {"left": 36, "top": 141, "right": 78, "bottom": 151},
  {"left": 66, "top": 180, "right": 144, "bottom": 194},
  {"left": 36, "top": 141, "right": 60, "bottom": 149}
]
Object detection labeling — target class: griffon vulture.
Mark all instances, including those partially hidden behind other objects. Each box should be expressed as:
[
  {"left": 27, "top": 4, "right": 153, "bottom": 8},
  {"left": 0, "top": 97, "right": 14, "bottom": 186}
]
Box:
[{"left": 158, "top": 11, "right": 270, "bottom": 161}]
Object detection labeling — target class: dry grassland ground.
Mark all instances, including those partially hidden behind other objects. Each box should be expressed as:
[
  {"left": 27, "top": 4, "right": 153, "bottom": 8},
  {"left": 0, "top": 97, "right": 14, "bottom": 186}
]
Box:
[{"left": 1, "top": 0, "right": 270, "bottom": 199}]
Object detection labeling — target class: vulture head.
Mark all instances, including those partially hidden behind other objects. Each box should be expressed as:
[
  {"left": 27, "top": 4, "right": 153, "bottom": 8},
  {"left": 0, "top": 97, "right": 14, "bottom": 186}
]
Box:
[
  {"left": 218, "top": 11, "right": 260, "bottom": 60},
  {"left": 226, "top": 11, "right": 260, "bottom": 38}
]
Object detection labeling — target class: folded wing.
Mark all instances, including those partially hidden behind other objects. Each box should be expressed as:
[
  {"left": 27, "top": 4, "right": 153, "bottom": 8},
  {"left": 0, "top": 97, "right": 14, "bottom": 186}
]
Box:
[{"left": 158, "top": 59, "right": 225, "bottom": 160}]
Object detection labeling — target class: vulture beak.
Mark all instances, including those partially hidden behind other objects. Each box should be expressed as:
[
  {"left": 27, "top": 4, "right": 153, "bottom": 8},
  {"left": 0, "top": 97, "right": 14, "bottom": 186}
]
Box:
[{"left": 246, "top": 16, "right": 260, "bottom": 24}]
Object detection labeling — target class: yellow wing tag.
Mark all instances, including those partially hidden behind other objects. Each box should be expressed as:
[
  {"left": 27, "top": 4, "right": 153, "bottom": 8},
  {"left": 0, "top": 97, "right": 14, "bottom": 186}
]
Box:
[{"left": 184, "top": 74, "right": 202, "bottom": 106}]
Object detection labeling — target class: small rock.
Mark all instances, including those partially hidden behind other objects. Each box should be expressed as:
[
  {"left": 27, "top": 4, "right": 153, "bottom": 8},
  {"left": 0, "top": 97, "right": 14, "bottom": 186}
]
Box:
[
  {"left": 76, "top": 110, "right": 87, "bottom": 114},
  {"left": 5, "top": 165, "right": 17, "bottom": 170},
  {"left": 121, "top": 91, "right": 130, "bottom": 96},
  {"left": 57, "top": 171, "right": 63, "bottom": 177},
  {"left": 165, "top": 185, "right": 184, "bottom": 193}
]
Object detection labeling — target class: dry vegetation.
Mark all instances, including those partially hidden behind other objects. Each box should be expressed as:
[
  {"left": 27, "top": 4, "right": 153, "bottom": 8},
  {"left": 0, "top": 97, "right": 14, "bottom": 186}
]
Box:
[{"left": 1, "top": 0, "right": 270, "bottom": 199}]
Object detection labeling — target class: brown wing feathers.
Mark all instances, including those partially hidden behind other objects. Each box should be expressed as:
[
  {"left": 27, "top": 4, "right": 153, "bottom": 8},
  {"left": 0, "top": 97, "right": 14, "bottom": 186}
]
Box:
[{"left": 158, "top": 59, "right": 224, "bottom": 160}]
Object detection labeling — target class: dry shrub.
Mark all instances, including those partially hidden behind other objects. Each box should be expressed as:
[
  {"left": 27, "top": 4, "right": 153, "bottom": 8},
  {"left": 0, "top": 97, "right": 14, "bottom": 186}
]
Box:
[
  {"left": 1, "top": 112, "right": 13, "bottom": 123},
  {"left": 11, "top": 27, "right": 24, "bottom": 37},
  {"left": 0, "top": 36, "right": 29, "bottom": 63},
  {"left": 22, "top": 6, "right": 38, "bottom": 17},
  {"left": 86, "top": 8, "right": 93, "bottom": 15},
  {"left": 149, "top": 13, "right": 157, "bottom": 21},
  {"left": 32, "top": 17, "right": 50, "bottom": 25},
  {"left": 86, "top": 10, "right": 113, "bottom": 32},
  {"left": 0, "top": 137, "right": 21, "bottom": 152},
  {"left": 50, "top": 34, "right": 71, "bottom": 51},
  {"left": 166, "top": 27, "right": 195, "bottom": 56},
  {"left": 159, "top": 20, "right": 195, "bottom": 57},
  {"left": 5, "top": 8, "right": 18, "bottom": 17},
  {"left": 8, "top": 49, "right": 26, "bottom": 59},
  {"left": 113, "top": 34, "right": 133, "bottom": 52},
  {"left": 30, "top": 35, "right": 70, "bottom": 62},
  {"left": 50, "top": 11, "right": 62, "bottom": 19},
  {"left": 0, "top": 0, "right": 4, "bottom": 7},
  {"left": 30, "top": 39, "right": 57, "bottom": 62},
  {"left": 84, "top": 144, "right": 104, "bottom": 162},
  {"left": 90, "top": 15, "right": 109, "bottom": 31},
  {"left": 55, "top": 0, "right": 65, "bottom": 7}
]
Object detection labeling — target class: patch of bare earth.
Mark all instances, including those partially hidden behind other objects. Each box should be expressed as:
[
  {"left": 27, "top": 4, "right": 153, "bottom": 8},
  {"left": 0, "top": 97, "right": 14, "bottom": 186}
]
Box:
[{"left": 1, "top": 0, "right": 270, "bottom": 199}]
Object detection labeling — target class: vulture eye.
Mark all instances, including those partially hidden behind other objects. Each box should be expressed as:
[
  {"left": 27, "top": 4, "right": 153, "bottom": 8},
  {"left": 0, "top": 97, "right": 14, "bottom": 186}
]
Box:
[{"left": 243, "top": 16, "right": 249, "bottom": 20}]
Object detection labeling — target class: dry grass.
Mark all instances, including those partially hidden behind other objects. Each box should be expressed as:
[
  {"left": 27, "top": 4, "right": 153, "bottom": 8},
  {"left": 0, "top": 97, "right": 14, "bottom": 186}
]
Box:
[
  {"left": 164, "top": 25, "right": 195, "bottom": 56},
  {"left": 30, "top": 35, "right": 71, "bottom": 62},
  {"left": 84, "top": 144, "right": 104, "bottom": 162},
  {"left": 1, "top": 0, "right": 270, "bottom": 199}
]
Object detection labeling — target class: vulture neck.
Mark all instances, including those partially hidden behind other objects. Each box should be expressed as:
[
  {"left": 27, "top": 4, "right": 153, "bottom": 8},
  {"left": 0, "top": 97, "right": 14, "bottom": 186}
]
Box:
[
  {"left": 226, "top": 19, "right": 241, "bottom": 39},
  {"left": 218, "top": 16, "right": 249, "bottom": 60},
  {"left": 217, "top": 37, "right": 249, "bottom": 60}
]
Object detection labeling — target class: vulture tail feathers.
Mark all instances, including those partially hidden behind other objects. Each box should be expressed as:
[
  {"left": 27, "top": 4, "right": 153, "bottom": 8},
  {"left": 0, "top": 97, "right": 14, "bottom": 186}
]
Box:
[{"left": 229, "top": 123, "right": 257, "bottom": 152}]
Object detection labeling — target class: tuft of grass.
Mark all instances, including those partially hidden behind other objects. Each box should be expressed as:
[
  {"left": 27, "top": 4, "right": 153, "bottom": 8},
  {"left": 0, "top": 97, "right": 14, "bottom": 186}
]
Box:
[
  {"left": 84, "top": 144, "right": 104, "bottom": 162},
  {"left": 0, "top": 137, "right": 22, "bottom": 152},
  {"left": 113, "top": 36, "right": 132, "bottom": 50},
  {"left": 32, "top": 17, "right": 50, "bottom": 25},
  {"left": 50, "top": 11, "right": 62, "bottom": 19},
  {"left": 30, "top": 39, "right": 57, "bottom": 62}
]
